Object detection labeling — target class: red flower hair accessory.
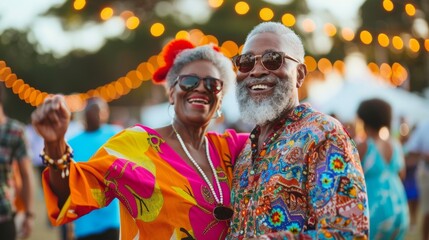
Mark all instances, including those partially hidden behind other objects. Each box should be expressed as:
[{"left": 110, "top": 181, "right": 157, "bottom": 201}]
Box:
[{"left": 152, "top": 39, "right": 195, "bottom": 84}]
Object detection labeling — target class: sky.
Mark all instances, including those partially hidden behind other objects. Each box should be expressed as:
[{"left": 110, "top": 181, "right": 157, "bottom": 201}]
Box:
[
  {"left": 0, "top": 0, "right": 365, "bottom": 57},
  {"left": 0, "top": 0, "right": 125, "bottom": 57}
]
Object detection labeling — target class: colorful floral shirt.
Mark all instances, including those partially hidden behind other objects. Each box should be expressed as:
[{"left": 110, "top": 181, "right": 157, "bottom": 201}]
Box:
[
  {"left": 42, "top": 125, "right": 248, "bottom": 240},
  {"left": 228, "top": 104, "right": 369, "bottom": 239}
]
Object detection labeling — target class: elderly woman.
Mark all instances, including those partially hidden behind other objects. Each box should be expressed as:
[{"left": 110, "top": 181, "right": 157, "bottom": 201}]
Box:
[{"left": 32, "top": 39, "right": 248, "bottom": 240}]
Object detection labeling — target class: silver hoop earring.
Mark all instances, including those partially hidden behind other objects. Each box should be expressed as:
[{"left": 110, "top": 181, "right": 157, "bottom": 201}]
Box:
[
  {"left": 168, "top": 104, "right": 175, "bottom": 120},
  {"left": 213, "top": 109, "right": 222, "bottom": 119}
]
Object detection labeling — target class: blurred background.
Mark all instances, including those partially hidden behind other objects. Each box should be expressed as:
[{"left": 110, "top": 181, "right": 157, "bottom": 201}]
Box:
[
  {"left": 0, "top": 0, "right": 428, "bottom": 127},
  {"left": 0, "top": 0, "right": 428, "bottom": 239}
]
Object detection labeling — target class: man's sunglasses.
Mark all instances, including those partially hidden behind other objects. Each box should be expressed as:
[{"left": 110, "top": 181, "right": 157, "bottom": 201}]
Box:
[
  {"left": 232, "top": 51, "right": 301, "bottom": 73},
  {"left": 173, "top": 75, "right": 223, "bottom": 94}
]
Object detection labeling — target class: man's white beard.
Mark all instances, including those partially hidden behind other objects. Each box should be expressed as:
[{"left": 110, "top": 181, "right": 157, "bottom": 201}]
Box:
[{"left": 236, "top": 77, "right": 295, "bottom": 126}]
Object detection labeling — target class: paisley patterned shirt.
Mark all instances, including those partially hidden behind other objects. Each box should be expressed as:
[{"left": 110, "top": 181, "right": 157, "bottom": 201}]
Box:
[{"left": 228, "top": 103, "right": 369, "bottom": 239}]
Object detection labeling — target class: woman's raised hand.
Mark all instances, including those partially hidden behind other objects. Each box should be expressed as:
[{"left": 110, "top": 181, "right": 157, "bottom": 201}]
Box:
[{"left": 31, "top": 95, "right": 71, "bottom": 143}]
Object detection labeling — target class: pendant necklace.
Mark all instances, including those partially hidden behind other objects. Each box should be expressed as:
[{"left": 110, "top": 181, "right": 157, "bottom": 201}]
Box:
[{"left": 172, "top": 124, "right": 233, "bottom": 221}]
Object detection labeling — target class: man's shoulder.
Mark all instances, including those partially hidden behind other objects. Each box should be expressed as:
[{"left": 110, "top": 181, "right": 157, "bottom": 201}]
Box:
[
  {"left": 2, "top": 118, "right": 26, "bottom": 134},
  {"left": 102, "top": 124, "right": 123, "bottom": 133},
  {"left": 6, "top": 118, "right": 25, "bottom": 128},
  {"left": 301, "top": 107, "right": 341, "bottom": 128}
]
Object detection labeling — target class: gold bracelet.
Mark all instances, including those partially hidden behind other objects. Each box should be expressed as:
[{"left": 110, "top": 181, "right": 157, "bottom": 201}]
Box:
[{"left": 40, "top": 145, "right": 73, "bottom": 179}]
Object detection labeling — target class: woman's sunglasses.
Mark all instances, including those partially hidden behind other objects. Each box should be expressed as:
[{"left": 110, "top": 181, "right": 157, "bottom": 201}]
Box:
[
  {"left": 173, "top": 75, "right": 223, "bottom": 94},
  {"left": 232, "top": 51, "right": 301, "bottom": 73}
]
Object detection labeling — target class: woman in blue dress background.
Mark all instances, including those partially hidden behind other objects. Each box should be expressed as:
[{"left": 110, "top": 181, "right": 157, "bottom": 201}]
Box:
[{"left": 356, "top": 98, "right": 409, "bottom": 240}]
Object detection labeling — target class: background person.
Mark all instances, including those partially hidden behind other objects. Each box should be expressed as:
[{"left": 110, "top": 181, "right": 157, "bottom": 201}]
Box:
[
  {"left": 67, "top": 97, "right": 122, "bottom": 240},
  {"left": 0, "top": 84, "right": 35, "bottom": 239},
  {"left": 356, "top": 98, "right": 409, "bottom": 240},
  {"left": 404, "top": 119, "right": 429, "bottom": 240}
]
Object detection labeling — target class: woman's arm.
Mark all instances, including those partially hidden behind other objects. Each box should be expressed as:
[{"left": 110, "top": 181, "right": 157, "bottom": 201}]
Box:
[{"left": 31, "top": 95, "right": 71, "bottom": 208}]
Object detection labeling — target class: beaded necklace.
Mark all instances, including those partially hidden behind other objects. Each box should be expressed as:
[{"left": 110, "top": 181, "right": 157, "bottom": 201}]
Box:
[{"left": 171, "top": 124, "right": 233, "bottom": 221}]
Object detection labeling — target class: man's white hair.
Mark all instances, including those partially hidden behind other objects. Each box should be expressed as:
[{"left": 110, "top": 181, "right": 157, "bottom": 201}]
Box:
[{"left": 245, "top": 22, "right": 305, "bottom": 63}]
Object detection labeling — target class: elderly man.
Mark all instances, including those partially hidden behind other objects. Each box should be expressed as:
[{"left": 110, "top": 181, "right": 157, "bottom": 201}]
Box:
[{"left": 228, "top": 22, "right": 369, "bottom": 239}]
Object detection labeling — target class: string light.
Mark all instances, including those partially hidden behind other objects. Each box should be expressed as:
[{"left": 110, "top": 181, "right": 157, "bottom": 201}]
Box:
[
  {"left": 259, "top": 8, "right": 274, "bottom": 21},
  {"left": 360, "top": 30, "right": 373, "bottom": 45},
  {"left": 100, "top": 7, "right": 114, "bottom": 21},
  {"left": 281, "top": 13, "right": 295, "bottom": 27},
  {"left": 208, "top": 0, "right": 224, "bottom": 9},
  {"left": 150, "top": 23, "right": 165, "bottom": 37},
  {"left": 235, "top": 2, "right": 250, "bottom": 15},
  {"left": 383, "top": 0, "right": 394, "bottom": 12},
  {"left": 73, "top": 0, "right": 86, "bottom": 11},
  {"left": 378, "top": 33, "right": 390, "bottom": 47}
]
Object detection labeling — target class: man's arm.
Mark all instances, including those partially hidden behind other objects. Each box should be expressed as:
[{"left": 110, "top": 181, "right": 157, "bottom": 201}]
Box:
[{"left": 17, "top": 156, "right": 35, "bottom": 238}]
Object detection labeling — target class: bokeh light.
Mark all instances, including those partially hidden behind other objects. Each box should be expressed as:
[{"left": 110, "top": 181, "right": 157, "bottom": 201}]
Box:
[
  {"left": 126, "top": 16, "right": 140, "bottom": 30},
  {"left": 259, "top": 8, "right": 274, "bottom": 21},
  {"left": 73, "top": 0, "right": 86, "bottom": 10},
  {"left": 175, "top": 30, "right": 190, "bottom": 40},
  {"left": 368, "top": 62, "right": 380, "bottom": 76},
  {"left": 341, "top": 28, "right": 355, "bottom": 41},
  {"left": 208, "top": 0, "right": 223, "bottom": 8},
  {"left": 235, "top": 1, "right": 250, "bottom": 15},
  {"left": 382, "top": 0, "right": 394, "bottom": 12},
  {"left": 150, "top": 23, "right": 165, "bottom": 37},
  {"left": 405, "top": 4, "right": 416, "bottom": 16},
  {"left": 317, "top": 58, "right": 333, "bottom": 74},
  {"left": 360, "top": 30, "right": 373, "bottom": 45},
  {"left": 408, "top": 38, "right": 420, "bottom": 52},
  {"left": 221, "top": 40, "right": 239, "bottom": 58},
  {"left": 392, "top": 36, "right": 404, "bottom": 50},
  {"left": 302, "top": 18, "right": 316, "bottom": 33},
  {"left": 100, "top": 7, "right": 114, "bottom": 21},
  {"left": 304, "top": 56, "right": 317, "bottom": 72},
  {"left": 377, "top": 33, "right": 389, "bottom": 47},
  {"left": 281, "top": 13, "right": 296, "bottom": 27},
  {"left": 323, "top": 23, "right": 337, "bottom": 37}
]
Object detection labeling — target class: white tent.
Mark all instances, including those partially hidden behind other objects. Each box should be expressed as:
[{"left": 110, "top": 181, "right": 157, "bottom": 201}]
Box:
[{"left": 306, "top": 56, "right": 429, "bottom": 127}]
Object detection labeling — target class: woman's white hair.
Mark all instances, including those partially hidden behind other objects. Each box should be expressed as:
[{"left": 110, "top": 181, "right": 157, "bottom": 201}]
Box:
[
  {"left": 165, "top": 45, "right": 235, "bottom": 96},
  {"left": 245, "top": 22, "right": 305, "bottom": 63}
]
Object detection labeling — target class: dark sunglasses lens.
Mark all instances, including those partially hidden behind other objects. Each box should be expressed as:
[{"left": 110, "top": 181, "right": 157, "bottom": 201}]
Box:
[
  {"left": 205, "top": 78, "right": 222, "bottom": 94},
  {"left": 236, "top": 54, "right": 255, "bottom": 73},
  {"left": 262, "top": 52, "right": 283, "bottom": 70},
  {"left": 179, "top": 76, "right": 200, "bottom": 91}
]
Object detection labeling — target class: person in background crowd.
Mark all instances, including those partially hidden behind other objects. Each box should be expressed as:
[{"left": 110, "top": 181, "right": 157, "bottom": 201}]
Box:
[
  {"left": 356, "top": 98, "right": 409, "bottom": 240},
  {"left": 67, "top": 97, "right": 122, "bottom": 240},
  {"left": 228, "top": 21, "right": 369, "bottom": 239},
  {"left": 396, "top": 115, "right": 420, "bottom": 231},
  {"left": 31, "top": 39, "right": 248, "bottom": 240},
  {"left": 0, "top": 84, "right": 35, "bottom": 239},
  {"left": 404, "top": 119, "right": 429, "bottom": 240}
]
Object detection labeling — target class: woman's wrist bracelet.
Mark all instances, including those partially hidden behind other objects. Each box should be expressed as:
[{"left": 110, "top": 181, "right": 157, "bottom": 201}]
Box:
[{"left": 40, "top": 144, "right": 73, "bottom": 178}]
